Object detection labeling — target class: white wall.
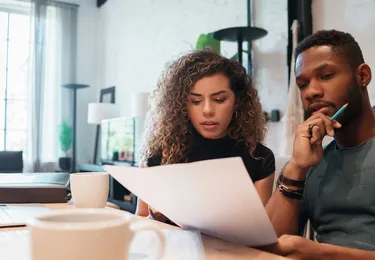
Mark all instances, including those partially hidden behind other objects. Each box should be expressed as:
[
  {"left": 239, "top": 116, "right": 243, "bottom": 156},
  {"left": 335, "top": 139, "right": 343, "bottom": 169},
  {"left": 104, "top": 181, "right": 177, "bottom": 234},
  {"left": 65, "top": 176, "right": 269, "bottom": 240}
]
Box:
[
  {"left": 63, "top": 0, "right": 290, "bottom": 162},
  {"left": 96, "top": 0, "right": 250, "bottom": 114},
  {"left": 253, "top": 0, "right": 288, "bottom": 113},
  {"left": 253, "top": 0, "right": 288, "bottom": 154},
  {"left": 70, "top": 0, "right": 375, "bottom": 163},
  {"left": 93, "top": 0, "right": 289, "bottom": 157},
  {"left": 94, "top": 0, "right": 290, "bottom": 114},
  {"left": 312, "top": 0, "right": 375, "bottom": 106}
]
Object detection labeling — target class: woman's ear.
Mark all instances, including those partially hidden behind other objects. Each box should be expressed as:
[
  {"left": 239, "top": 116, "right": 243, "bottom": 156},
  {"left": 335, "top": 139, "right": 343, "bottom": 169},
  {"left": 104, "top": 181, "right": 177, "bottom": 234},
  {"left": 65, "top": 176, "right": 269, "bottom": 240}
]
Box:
[{"left": 357, "top": 63, "right": 372, "bottom": 88}]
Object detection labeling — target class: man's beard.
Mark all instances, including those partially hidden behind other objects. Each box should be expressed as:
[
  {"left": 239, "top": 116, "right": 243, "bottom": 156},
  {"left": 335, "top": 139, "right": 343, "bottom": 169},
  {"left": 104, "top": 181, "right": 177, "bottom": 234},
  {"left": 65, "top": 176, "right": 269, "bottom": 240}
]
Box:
[
  {"left": 335, "top": 80, "right": 363, "bottom": 127},
  {"left": 304, "top": 79, "right": 362, "bottom": 127}
]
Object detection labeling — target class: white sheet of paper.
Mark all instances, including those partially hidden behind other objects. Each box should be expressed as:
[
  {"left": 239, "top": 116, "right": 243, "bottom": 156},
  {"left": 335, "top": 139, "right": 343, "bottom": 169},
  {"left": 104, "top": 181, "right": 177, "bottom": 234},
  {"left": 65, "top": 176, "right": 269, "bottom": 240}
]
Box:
[{"left": 105, "top": 157, "right": 278, "bottom": 247}]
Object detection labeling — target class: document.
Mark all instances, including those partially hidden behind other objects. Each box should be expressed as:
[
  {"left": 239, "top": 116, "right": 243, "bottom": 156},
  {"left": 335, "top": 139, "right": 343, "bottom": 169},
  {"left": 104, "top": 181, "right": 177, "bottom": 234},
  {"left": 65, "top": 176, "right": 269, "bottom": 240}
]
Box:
[{"left": 105, "top": 157, "right": 278, "bottom": 247}]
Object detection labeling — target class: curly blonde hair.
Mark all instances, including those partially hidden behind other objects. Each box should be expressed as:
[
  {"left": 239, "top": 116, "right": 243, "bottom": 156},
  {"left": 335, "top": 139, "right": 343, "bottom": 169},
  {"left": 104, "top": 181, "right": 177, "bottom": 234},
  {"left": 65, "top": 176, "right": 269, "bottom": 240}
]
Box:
[{"left": 140, "top": 49, "right": 266, "bottom": 165}]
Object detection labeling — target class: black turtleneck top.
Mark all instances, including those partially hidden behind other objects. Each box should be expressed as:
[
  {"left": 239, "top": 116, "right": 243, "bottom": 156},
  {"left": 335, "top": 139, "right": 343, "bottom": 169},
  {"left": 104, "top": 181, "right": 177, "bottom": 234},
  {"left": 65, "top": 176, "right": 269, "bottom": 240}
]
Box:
[{"left": 148, "top": 129, "right": 275, "bottom": 182}]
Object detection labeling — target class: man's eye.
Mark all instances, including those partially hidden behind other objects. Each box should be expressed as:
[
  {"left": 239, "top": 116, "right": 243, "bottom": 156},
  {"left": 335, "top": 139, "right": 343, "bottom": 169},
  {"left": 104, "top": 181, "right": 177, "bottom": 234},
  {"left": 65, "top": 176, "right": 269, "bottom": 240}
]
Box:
[
  {"left": 298, "top": 82, "right": 308, "bottom": 89},
  {"left": 321, "top": 73, "right": 334, "bottom": 80}
]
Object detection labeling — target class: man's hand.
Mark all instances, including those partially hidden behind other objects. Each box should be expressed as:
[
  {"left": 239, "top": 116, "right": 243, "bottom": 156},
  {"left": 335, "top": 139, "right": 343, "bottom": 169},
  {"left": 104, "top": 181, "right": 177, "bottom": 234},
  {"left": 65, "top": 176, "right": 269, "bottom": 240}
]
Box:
[
  {"left": 261, "top": 235, "right": 328, "bottom": 260},
  {"left": 274, "top": 235, "right": 326, "bottom": 260},
  {"left": 261, "top": 234, "right": 375, "bottom": 260},
  {"left": 289, "top": 112, "right": 342, "bottom": 172}
]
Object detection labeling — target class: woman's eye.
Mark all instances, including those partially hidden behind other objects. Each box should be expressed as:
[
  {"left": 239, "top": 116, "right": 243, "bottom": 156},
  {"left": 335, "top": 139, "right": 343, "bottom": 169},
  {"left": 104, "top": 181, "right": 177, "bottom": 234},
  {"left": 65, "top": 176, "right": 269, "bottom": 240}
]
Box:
[
  {"left": 191, "top": 100, "right": 201, "bottom": 105},
  {"left": 214, "top": 99, "right": 225, "bottom": 103}
]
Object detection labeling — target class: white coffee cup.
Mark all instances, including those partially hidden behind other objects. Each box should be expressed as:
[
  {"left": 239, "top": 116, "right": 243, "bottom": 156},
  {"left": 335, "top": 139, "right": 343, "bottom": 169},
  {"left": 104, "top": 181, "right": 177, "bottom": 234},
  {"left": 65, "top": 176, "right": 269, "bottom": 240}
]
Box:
[
  {"left": 70, "top": 172, "right": 109, "bottom": 208},
  {"left": 28, "top": 208, "right": 166, "bottom": 260}
]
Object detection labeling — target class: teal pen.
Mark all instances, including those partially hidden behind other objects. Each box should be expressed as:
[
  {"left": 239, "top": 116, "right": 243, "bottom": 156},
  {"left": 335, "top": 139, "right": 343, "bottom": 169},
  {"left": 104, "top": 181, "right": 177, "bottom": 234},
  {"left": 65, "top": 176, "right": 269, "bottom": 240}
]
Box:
[{"left": 330, "top": 103, "right": 349, "bottom": 121}]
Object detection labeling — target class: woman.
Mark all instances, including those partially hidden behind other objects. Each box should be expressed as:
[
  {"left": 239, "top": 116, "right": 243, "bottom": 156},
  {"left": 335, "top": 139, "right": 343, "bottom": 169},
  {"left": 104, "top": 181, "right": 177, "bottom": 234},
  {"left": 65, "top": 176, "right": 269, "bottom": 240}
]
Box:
[{"left": 137, "top": 49, "right": 275, "bottom": 225}]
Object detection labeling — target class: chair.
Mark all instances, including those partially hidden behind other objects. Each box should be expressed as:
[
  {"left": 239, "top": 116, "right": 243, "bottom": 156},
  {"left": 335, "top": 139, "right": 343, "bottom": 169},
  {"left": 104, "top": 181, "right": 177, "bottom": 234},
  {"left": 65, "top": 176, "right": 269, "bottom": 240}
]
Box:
[{"left": 0, "top": 151, "right": 23, "bottom": 173}]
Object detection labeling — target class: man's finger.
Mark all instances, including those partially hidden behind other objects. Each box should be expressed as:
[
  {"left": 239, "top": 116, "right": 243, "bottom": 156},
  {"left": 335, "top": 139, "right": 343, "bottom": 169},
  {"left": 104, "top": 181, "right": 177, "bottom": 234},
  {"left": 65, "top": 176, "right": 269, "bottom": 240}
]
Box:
[
  {"left": 310, "top": 125, "right": 322, "bottom": 145},
  {"left": 317, "top": 113, "right": 337, "bottom": 137},
  {"left": 332, "top": 119, "right": 342, "bottom": 128},
  {"left": 307, "top": 112, "right": 342, "bottom": 136}
]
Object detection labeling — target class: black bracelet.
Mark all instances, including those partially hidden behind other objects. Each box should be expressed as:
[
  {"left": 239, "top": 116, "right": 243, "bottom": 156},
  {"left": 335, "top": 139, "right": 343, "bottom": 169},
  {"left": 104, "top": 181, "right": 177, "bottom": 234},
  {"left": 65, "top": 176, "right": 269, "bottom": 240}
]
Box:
[
  {"left": 277, "top": 180, "right": 304, "bottom": 200},
  {"left": 278, "top": 173, "right": 305, "bottom": 188}
]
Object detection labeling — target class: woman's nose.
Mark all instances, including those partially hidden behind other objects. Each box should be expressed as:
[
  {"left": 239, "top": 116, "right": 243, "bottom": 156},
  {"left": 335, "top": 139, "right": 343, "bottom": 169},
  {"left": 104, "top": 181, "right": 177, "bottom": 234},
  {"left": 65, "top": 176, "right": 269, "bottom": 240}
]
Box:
[{"left": 202, "top": 101, "right": 214, "bottom": 117}]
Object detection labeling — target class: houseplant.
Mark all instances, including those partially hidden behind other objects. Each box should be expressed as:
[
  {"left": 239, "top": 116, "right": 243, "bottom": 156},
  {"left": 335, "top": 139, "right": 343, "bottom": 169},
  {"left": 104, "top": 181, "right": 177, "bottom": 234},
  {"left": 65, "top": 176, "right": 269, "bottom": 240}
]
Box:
[
  {"left": 195, "top": 32, "right": 249, "bottom": 60},
  {"left": 59, "top": 119, "right": 73, "bottom": 171},
  {"left": 195, "top": 33, "right": 221, "bottom": 53}
]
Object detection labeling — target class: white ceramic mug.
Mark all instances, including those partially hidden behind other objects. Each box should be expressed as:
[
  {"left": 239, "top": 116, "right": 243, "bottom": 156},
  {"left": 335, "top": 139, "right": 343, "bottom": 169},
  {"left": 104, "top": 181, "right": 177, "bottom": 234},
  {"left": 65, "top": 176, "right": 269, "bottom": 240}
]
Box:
[
  {"left": 70, "top": 172, "right": 109, "bottom": 208},
  {"left": 28, "top": 208, "right": 166, "bottom": 260}
]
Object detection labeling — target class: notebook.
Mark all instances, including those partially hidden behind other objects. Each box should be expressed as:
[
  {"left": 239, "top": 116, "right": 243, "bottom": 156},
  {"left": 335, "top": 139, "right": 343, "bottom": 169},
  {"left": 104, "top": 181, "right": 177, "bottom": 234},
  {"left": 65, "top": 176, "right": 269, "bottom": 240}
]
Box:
[
  {"left": 0, "top": 204, "right": 50, "bottom": 228},
  {"left": 0, "top": 172, "right": 69, "bottom": 203}
]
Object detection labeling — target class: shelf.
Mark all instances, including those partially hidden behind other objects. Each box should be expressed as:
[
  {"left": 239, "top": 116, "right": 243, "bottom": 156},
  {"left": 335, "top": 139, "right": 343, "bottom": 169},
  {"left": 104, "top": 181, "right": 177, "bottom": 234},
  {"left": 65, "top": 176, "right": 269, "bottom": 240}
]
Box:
[
  {"left": 212, "top": 26, "right": 267, "bottom": 42},
  {"left": 62, "top": 84, "right": 89, "bottom": 90}
]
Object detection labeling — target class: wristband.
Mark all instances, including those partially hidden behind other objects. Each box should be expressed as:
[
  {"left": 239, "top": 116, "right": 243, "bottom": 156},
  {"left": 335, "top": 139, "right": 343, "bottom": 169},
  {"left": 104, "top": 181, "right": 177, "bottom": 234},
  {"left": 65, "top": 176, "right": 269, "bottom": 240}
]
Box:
[
  {"left": 278, "top": 173, "right": 305, "bottom": 188},
  {"left": 277, "top": 180, "right": 304, "bottom": 200}
]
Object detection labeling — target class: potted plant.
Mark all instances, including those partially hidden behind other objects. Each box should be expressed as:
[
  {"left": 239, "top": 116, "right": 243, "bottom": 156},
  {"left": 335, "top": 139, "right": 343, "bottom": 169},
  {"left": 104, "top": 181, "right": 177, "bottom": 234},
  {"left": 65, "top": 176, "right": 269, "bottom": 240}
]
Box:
[{"left": 59, "top": 119, "right": 73, "bottom": 171}]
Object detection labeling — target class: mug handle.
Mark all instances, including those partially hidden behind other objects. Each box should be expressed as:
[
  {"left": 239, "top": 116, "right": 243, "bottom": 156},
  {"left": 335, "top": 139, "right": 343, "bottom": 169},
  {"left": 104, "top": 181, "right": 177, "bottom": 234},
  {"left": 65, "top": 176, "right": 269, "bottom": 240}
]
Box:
[{"left": 131, "top": 225, "right": 166, "bottom": 260}]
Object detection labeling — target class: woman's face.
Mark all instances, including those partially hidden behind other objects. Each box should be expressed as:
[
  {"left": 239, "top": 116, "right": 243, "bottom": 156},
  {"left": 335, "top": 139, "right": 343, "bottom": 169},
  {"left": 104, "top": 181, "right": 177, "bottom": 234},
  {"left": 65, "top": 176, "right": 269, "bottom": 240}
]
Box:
[{"left": 187, "top": 73, "right": 236, "bottom": 139}]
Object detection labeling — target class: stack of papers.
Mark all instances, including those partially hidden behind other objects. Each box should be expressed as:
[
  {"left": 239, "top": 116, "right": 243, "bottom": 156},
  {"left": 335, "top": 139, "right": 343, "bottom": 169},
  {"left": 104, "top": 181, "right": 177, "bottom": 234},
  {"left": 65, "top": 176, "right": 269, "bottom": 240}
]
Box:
[{"left": 105, "top": 157, "right": 278, "bottom": 247}]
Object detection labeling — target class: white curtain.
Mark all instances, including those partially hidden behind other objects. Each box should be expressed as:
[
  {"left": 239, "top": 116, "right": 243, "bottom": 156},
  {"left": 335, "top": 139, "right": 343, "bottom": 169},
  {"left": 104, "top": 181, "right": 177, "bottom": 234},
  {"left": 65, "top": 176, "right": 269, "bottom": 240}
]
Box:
[
  {"left": 279, "top": 20, "right": 305, "bottom": 156},
  {"left": 24, "top": 0, "right": 77, "bottom": 172}
]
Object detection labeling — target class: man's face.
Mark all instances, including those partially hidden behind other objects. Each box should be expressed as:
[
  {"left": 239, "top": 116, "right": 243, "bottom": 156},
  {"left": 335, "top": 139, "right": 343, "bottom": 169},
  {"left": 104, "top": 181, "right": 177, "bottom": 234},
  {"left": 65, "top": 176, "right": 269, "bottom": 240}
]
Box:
[{"left": 295, "top": 46, "right": 362, "bottom": 126}]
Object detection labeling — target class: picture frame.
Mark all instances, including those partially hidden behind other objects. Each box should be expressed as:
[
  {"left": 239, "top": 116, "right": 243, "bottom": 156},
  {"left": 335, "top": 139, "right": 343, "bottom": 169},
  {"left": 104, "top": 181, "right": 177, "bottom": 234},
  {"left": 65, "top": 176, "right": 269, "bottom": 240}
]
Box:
[{"left": 93, "top": 86, "right": 116, "bottom": 164}]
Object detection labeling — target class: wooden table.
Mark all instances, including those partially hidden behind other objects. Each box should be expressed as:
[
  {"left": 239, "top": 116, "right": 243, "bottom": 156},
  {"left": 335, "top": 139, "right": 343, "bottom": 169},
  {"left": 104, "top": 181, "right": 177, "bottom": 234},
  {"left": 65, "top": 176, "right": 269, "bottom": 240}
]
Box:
[{"left": 1, "top": 203, "right": 287, "bottom": 260}]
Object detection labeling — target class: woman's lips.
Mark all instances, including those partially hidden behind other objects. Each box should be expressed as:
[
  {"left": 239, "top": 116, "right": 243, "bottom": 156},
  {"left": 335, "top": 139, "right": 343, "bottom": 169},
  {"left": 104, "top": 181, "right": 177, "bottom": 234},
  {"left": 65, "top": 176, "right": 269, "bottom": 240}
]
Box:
[{"left": 200, "top": 122, "right": 219, "bottom": 130}]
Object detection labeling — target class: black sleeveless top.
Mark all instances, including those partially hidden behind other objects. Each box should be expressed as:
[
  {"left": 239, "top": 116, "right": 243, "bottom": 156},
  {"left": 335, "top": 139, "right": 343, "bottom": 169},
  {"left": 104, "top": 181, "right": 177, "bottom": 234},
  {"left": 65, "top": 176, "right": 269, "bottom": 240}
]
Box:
[{"left": 148, "top": 129, "right": 275, "bottom": 182}]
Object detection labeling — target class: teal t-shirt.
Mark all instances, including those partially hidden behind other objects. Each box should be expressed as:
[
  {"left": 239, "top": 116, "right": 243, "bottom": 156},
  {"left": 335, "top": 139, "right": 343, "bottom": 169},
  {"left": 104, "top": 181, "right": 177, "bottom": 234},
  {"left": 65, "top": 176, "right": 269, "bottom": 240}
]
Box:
[{"left": 300, "top": 136, "right": 375, "bottom": 250}]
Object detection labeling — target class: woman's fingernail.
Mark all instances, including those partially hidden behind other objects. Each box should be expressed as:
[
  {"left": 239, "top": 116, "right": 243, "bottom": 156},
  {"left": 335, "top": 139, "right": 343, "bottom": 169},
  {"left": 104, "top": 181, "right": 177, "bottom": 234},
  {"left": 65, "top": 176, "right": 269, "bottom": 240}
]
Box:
[{"left": 317, "top": 141, "right": 322, "bottom": 145}]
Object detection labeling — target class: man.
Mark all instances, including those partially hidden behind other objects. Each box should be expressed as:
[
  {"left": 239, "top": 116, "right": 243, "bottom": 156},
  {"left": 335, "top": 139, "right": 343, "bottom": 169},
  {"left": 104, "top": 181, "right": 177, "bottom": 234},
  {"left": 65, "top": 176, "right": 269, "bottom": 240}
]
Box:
[{"left": 265, "top": 29, "right": 375, "bottom": 259}]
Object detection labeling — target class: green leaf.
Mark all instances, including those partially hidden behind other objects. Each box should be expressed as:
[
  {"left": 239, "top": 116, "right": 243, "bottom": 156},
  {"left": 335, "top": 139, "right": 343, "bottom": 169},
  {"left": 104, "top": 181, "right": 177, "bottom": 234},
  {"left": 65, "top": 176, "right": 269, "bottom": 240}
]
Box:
[
  {"left": 59, "top": 119, "right": 73, "bottom": 155},
  {"left": 195, "top": 33, "right": 221, "bottom": 54}
]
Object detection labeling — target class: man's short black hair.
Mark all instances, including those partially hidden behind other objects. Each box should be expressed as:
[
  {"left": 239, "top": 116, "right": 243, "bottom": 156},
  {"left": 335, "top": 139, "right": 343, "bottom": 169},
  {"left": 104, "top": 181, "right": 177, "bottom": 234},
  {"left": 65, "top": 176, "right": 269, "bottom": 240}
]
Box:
[{"left": 295, "top": 29, "right": 365, "bottom": 69}]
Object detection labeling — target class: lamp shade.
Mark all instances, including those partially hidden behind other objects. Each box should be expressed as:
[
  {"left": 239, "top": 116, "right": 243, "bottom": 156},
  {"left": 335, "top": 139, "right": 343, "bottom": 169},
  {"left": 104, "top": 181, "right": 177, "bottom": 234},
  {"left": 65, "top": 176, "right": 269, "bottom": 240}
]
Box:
[
  {"left": 87, "top": 103, "right": 120, "bottom": 124},
  {"left": 131, "top": 92, "right": 149, "bottom": 117}
]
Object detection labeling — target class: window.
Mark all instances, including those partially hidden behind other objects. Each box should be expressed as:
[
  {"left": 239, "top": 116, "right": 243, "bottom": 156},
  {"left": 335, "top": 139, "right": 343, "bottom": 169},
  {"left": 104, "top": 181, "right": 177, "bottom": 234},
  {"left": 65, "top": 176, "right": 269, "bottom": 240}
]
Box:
[{"left": 0, "top": 10, "right": 30, "bottom": 152}]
